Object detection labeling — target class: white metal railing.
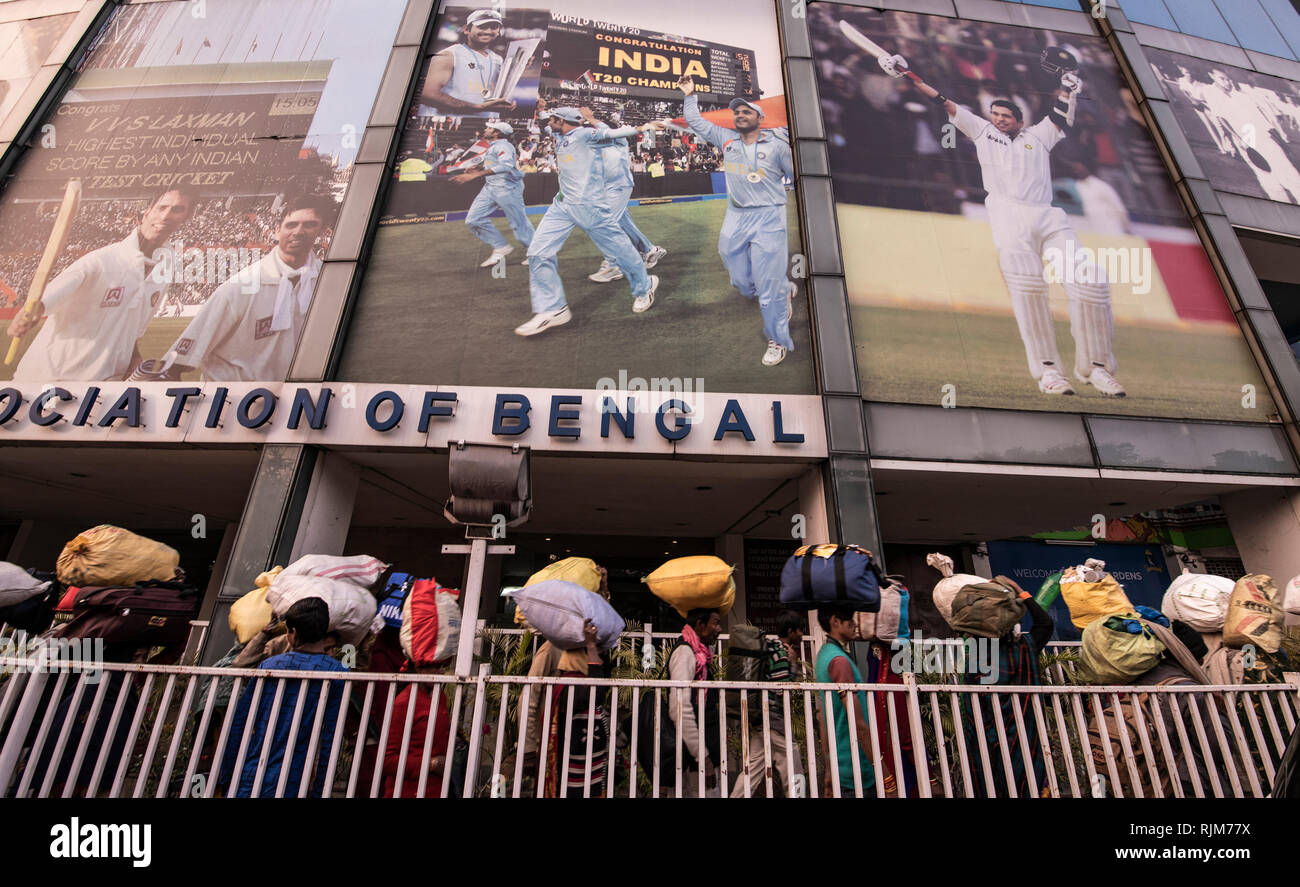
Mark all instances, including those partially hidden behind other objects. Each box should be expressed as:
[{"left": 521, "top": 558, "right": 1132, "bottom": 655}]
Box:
[
  {"left": 479, "top": 624, "right": 1080, "bottom": 674},
  {"left": 1, "top": 653, "right": 1294, "bottom": 798},
  {"left": 479, "top": 624, "right": 808, "bottom": 657}
]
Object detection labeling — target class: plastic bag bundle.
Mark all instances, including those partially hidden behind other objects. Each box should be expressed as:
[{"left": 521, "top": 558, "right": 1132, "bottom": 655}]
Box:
[
  {"left": 1284, "top": 574, "right": 1300, "bottom": 618},
  {"left": 0, "top": 562, "right": 51, "bottom": 607},
  {"left": 1161, "top": 573, "right": 1233, "bottom": 633},
  {"left": 512, "top": 579, "right": 625, "bottom": 650},
  {"left": 280, "top": 554, "right": 388, "bottom": 588},
  {"left": 399, "top": 579, "right": 461, "bottom": 666},
  {"left": 517, "top": 556, "right": 606, "bottom": 629},
  {"left": 1223, "top": 574, "right": 1283, "bottom": 653},
  {"left": 525, "top": 557, "right": 603, "bottom": 594},
  {"left": 1080, "top": 613, "right": 1166, "bottom": 684},
  {"left": 925, "top": 552, "right": 986, "bottom": 627},
  {"left": 1060, "top": 559, "right": 1133, "bottom": 630},
  {"left": 265, "top": 572, "right": 378, "bottom": 645},
  {"left": 56, "top": 525, "right": 179, "bottom": 587},
  {"left": 644, "top": 556, "right": 735, "bottom": 617},
  {"left": 228, "top": 566, "right": 283, "bottom": 644}
]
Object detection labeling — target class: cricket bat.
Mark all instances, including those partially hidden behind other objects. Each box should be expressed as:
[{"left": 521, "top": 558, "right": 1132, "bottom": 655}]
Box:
[
  {"left": 838, "top": 20, "right": 923, "bottom": 85},
  {"left": 5, "top": 178, "right": 81, "bottom": 365}
]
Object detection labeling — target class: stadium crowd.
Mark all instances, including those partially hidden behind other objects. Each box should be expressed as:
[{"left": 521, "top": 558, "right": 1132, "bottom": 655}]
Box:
[{"left": 0, "top": 196, "right": 311, "bottom": 310}]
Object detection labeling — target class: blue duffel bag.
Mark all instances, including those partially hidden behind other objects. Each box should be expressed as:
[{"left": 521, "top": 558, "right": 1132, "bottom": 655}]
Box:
[{"left": 779, "top": 544, "right": 882, "bottom": 612}]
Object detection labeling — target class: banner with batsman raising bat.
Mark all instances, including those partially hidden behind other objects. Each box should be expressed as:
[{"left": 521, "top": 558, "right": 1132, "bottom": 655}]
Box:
[
  {"left": 809, "top": 4, "right": 1275, "bottom": 422},
  {"left": 338, "top": 0, "right": 813, "bottom": 395},
  {"left": 0, "top": 0, "right": 407, "bottom": 384}
]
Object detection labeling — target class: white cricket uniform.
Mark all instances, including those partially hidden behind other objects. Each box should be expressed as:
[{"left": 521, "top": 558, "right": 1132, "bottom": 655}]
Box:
[
  {"left": 951, "top": 104, "right": 1068, "bottom": 250},
  {"left": 13, "top": 230, "right": 165, "bottom": 382},
  {"left": 421, "top": 43, "right": 503, "bottom": 118},
  {"left": 950, "top": 104, "right": 1115, "bottom": 380},
  {"left": 167, "top": 250, "right": 320, "bottom": 382}
]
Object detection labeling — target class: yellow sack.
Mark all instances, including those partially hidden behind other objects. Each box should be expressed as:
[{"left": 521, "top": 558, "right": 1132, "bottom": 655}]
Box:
[
  {"left": 229, "top": 566, "right": 282, "bottom": 644},
  {"left": 56, "top": 525, "right": 180, "bottom": 587},
  {"left": 1059, "top": 572, "right": 1133, "bottom": 630},
  {"left": 644, "top": 555, "right": 735, "bottom": 617},
  {"left": 525, "top": 557, "right": 602, "bottom": 594},
  {"left": 1223, "top": 574, "right": 1283, "bottom": 653}
]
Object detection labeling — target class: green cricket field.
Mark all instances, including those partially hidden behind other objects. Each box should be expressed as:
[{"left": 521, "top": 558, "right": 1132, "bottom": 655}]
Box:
[
  {"left": 337, "top": 198, "right": 817, "bottom": 394},
  {"left": 856, "top": 304, "right": 1273, "bottom": 421}
]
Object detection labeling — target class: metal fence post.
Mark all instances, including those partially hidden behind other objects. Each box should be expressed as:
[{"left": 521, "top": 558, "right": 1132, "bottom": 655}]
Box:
[
  {"left": 902, "top": 672, "right": 932, "bottom": 797},
  {"left": 462, "top": 664, "right": 491, "bottom": 798},
  {"left": 0, "top": 669, "right": 46, "bottom": 797}
]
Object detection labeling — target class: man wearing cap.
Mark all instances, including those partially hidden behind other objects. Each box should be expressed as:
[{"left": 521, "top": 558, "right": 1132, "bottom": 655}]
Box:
[
  {"left": 421, "top": 9, "right": 516, "bottom": 117},
  {"left": 514, "top": 102, "right": 661, "bottom": 337},
  {"left": 452, "top": 120, "right": 534, "bottom": 267},
  {"left": 669, "top": 77, "right": 796, "bottom": 367}
]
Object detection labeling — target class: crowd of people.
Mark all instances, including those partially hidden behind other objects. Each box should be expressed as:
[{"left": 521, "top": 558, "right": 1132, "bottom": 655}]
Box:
[{"left": 3, "top": 552, "right": 1296, "bottom": 799}]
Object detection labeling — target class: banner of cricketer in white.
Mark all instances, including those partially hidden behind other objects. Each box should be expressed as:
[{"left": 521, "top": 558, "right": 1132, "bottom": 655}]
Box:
[
  {"left": 161, "top": 196, "right": 329, "bottom": 382},
  {"left": 6, "top": 187, "right": 196, "bottom": 382}
]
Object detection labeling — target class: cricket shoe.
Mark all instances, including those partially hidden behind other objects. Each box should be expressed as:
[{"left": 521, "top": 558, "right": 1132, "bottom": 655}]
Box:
[
  {"left": 1076, "top": 366, "right": 1127, "bottom": 397},
  {"left": 514, "top": 306, "right": 571, "bottom": 336},
  {"left": 1038, "top": 368, "right": 1075, "bottom": 396},
  {"left": 632, "top": 275, "right": 659, "bottom": 313},
  {"left": 762, "top": 341, "right": 788, "bottom": 367},
  {"left": 642, "top": 245, "right": 667, "bottom": 269},
  {"left": 588, "top": 260, "right": 624, "bottom": 282},
  {"left": 480, "top": 245, "right": 513, "bottom": 268}
]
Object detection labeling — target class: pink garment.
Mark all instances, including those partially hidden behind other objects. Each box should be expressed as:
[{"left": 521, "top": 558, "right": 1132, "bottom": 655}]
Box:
[{"left": 681, "top": 625, "right": 710, "bottom": 680}]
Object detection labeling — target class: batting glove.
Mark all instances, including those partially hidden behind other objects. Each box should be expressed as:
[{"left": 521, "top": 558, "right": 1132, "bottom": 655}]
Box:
[
  {"left": 879, "top": 54, "right": 909, "bottom": 79},
  {"left": 1060, "top": 72, "right": 1081, "bottom": 94}
]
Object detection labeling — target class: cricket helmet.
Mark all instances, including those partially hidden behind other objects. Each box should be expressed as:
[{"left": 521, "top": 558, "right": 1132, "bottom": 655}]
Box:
[{"left": 1040, "top": 46, "right": 1079, "bottom": 76}]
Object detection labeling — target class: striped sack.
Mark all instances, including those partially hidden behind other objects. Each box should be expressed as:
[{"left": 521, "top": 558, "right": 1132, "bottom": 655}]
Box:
[{"left": 400, "top": 579, "right": 462, "bottom": 667}]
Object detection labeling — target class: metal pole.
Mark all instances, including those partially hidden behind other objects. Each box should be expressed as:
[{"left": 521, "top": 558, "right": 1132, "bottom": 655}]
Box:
[{"left": 454, "top": 537, "right": 488, "bottom": 677}]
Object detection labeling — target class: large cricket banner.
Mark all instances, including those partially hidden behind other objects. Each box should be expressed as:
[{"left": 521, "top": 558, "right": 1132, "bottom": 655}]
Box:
[
  {"left": 809, "top": 4, "right": 1275, "bottom": 422},
  {"left": 340, "top": 0, "right": 812, "bottom": 396},
  {"left": 0, "top": 0, "right": 406, "bottom": 384}
]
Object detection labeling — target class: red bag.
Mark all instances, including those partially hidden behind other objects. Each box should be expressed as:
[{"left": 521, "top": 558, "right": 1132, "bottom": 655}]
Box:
[{"left": 398, "top": 579, "right": 462, "bottom": 666}]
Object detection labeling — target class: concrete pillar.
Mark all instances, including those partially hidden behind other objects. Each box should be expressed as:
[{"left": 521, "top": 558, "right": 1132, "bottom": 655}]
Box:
[
  {"left": 288, "top": 450, "right": 361, "bottom": 561},
  {"left": 797, "top": 466, "right": 830, "bottom": 546},
  {"left": 798, "top": 465, "right": 831, "bottom": 649},
  {"left": 1220, "top": 487, "right": 1300, "bottom": 586},
  {"left": 198, "top": 445, "right": 318, "bottom": 663},
  {"left": 716, "top": 533, "right": 746, "bottom": 627}
]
